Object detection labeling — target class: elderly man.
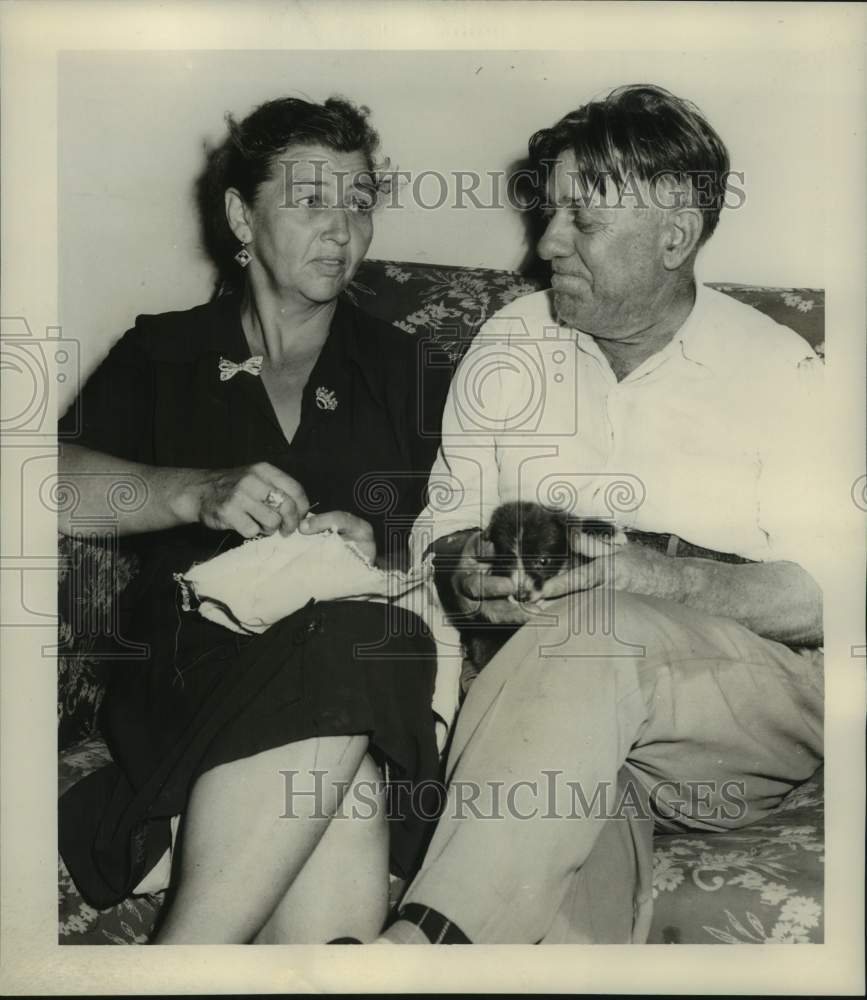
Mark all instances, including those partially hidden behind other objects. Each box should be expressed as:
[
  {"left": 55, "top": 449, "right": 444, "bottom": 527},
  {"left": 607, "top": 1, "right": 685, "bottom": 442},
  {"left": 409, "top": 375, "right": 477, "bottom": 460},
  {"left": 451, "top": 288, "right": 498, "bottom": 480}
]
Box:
[{"left": 375, "top": 84, "right": 824, "bottom": 945}]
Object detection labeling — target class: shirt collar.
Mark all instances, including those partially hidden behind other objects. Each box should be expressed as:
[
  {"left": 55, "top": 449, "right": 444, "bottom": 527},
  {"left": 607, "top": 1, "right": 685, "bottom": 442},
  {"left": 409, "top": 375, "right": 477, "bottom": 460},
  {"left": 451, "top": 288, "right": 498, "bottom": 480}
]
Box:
[
  {"left": 572, "top": 282, "right": 726, "bottom": 378},
  {"left": 669, "top": 282, "right": 717, "bottom": 367}
]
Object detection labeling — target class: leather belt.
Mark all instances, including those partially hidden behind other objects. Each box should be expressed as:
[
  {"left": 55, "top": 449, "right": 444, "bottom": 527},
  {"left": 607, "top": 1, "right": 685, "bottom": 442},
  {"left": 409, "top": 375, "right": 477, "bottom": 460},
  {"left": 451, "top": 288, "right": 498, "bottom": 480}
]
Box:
[{"left": 624, "top": 529, "right": 755, "bottom": 565}]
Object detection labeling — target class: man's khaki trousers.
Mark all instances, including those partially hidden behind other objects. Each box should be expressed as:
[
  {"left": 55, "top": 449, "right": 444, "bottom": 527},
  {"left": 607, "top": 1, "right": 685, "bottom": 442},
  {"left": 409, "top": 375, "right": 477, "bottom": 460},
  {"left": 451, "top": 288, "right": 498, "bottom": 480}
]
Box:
[{"left": 402, "top": 589, "right": 824, "bottom": 943}]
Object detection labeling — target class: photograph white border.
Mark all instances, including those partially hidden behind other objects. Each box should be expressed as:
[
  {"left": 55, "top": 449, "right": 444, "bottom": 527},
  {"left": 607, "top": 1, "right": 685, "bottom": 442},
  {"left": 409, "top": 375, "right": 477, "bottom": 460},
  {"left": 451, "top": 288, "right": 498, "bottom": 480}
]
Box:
[{"left": 1, "top": 1, "right": 864, "bottom": 994}]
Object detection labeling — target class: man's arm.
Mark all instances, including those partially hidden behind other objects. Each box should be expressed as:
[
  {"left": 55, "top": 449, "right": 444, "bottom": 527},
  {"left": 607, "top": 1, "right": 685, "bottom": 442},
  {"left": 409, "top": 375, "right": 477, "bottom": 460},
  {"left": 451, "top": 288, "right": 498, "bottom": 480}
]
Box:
[
  {"left": 537, "top": 354, "right": 826, "bottom": 647},
  {"left": 560, "top": 541, "right": 823, "bottom": 646}
]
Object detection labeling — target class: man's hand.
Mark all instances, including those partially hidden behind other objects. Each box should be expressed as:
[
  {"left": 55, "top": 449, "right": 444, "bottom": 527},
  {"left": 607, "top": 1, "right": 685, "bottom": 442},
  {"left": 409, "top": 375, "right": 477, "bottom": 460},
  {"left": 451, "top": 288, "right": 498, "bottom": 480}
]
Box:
[
  {"left": 538, "top": 526, "right": 622, "bottom": 600},
  {"left": 450, "top": 530, "right": 534, "bottom": 625},
  {"left": 298, "top": 510, "right": 376, "bottom": 563}
]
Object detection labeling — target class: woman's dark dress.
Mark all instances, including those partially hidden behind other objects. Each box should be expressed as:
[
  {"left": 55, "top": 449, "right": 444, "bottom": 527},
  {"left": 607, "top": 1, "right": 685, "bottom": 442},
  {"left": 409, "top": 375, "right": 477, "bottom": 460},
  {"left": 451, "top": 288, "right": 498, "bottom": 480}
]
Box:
[{"left": 58, "top": 292, "right": 450, "bottom": 909}]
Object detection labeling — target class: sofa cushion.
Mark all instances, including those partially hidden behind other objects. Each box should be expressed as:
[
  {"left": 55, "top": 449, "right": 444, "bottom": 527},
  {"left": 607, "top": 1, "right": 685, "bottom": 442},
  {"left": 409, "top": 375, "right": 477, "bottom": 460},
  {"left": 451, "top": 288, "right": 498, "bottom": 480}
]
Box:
[
  {"left": 647, "top": 767, "right": 824, "bottom": 944},
  {"left": 58, "top": 534, "right": 140, "bottom": 749},
  {"left": 58, "top": 736, "right": 163, "bottom": 944},
  {"left": 351, "top": 261, "right": 825, "bottom": 358}
]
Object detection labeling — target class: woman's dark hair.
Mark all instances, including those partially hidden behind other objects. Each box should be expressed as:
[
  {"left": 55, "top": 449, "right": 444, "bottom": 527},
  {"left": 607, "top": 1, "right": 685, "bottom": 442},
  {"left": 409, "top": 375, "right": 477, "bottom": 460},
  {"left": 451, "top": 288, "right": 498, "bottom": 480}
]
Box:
[
  {"left": 528, "top": 84, "right": 730, "bottom": 244},
  {"left": 197, "top": 95, "right": 382, "bottom": 294}
]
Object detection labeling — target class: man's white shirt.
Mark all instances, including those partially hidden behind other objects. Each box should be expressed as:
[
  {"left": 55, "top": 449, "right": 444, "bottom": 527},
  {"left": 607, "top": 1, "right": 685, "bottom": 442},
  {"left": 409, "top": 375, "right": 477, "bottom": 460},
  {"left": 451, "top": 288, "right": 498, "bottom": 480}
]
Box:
[{"left": 412, "top": 284, "right": 826, "bottom": 593}]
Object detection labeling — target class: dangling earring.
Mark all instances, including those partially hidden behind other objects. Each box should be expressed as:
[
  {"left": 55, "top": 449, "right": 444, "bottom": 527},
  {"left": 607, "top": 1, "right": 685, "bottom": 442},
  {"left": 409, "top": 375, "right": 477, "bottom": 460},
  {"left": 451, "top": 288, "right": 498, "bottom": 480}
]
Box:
[{"left": 234, "top": 243, "right": 252, "bottom": 268}]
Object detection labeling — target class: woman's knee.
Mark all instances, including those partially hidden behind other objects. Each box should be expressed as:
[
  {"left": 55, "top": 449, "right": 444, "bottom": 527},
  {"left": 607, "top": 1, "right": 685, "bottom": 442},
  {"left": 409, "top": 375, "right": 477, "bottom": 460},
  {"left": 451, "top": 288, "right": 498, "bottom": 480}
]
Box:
[
  {"left": 192, "top": 735, "right": 372, "bottom": 818},
  {"left": 336, "top": 753, "right": 387, "bottom": 830}
]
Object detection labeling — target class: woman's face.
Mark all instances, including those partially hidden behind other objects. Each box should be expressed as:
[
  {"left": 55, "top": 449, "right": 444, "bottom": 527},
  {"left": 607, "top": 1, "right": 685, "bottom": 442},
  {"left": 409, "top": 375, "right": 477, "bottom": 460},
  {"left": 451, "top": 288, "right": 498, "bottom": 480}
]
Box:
[{"left": 240, "top": 143, "right": 375, "bottom": 306}]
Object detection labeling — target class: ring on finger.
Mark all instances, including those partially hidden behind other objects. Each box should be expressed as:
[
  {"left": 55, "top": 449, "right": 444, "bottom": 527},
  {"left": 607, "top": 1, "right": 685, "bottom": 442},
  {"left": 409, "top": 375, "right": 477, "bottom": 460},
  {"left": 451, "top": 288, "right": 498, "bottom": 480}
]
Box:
[{"left": 265, "top": 489, "right": 287, "bottom": 510}]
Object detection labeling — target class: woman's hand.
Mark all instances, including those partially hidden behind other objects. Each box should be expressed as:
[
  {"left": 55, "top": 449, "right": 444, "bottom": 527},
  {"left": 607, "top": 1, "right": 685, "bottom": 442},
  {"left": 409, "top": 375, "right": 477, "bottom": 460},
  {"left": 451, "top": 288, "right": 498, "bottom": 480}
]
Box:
[
  {"left": 298, "top": 511, "right": 376, "bottom": 563},
  {"left": 178, "top": 462, "right": 309, "bottom": 539}
]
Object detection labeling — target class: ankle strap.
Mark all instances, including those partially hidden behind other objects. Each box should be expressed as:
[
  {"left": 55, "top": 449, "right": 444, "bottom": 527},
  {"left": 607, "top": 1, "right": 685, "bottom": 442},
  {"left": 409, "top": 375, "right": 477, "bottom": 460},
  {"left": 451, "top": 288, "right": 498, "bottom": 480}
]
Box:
[{"left": 398, "top": 903, "right": 472, "bottom": 944}]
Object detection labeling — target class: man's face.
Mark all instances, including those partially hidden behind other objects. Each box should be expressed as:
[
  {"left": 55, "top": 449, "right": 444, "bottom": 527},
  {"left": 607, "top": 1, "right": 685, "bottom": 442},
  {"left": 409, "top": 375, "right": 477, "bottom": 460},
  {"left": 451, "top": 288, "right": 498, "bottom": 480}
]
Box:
[{"left": 537, "top": 149, "right": 670, "bottom": 340}]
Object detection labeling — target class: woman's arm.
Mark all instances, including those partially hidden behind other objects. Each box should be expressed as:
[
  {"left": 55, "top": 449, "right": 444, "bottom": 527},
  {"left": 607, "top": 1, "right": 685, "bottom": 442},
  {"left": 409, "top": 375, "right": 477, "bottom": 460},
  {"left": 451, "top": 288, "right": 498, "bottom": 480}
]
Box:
[{"left": 58, "top": 443, "right": 308, "bottom": 539}]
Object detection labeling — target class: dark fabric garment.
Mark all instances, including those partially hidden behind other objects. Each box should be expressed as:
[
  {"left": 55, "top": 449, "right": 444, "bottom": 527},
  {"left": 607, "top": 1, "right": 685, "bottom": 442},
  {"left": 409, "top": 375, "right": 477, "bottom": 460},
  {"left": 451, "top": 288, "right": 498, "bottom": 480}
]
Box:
[{"left": 57, "top": 293, "right": 450, "bottom": 909}]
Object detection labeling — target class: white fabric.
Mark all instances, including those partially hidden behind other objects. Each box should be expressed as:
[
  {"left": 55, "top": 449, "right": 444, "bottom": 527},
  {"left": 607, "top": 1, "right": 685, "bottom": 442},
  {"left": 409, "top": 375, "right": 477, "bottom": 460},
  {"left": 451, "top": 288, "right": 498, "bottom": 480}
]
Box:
[
  {"left": 177, "top": 523, "right": 462, "bottom": 746},
  {"left": 411, "top": 284, "right": 827, "bottom": 592},
  {"left": 177, "top": 525, "right": 419, "bottom": 635},
  {"left": 132, "top": 815, "right": 179, "bottom": 895}
]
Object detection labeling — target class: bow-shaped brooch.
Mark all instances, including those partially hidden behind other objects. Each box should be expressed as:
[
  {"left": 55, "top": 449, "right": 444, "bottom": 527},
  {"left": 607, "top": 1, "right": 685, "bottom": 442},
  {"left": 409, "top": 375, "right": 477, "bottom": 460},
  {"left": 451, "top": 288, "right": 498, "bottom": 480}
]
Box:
[{"left": 218, "top": 355, "right": 264, "bottom": 381}]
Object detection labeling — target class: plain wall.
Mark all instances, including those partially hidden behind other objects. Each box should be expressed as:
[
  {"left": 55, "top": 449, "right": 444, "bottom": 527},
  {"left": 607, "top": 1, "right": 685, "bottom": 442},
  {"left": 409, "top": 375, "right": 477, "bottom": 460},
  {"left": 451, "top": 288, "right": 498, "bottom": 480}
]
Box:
[{"left": 60, "top": 47, "right": 831, "bottom": 397}]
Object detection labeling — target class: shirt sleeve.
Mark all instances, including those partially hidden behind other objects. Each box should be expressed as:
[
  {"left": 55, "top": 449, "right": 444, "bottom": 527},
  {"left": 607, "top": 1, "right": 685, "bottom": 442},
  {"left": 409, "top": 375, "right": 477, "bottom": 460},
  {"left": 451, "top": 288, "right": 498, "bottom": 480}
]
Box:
[
  {"left": 58, "top": 323, "right": 156, "bottom": 465},
  {"left": 409, "top": 322, "right": 514, "bottom": 567},
  {"left": 755, "top": 354, "right": 827, "bottom": 593}
]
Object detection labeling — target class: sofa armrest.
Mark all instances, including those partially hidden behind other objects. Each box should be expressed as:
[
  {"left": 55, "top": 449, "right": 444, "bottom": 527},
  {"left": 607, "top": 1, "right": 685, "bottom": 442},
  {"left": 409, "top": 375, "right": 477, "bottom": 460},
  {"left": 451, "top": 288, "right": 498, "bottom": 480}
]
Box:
[{"left": 57, "top": 533, "right": 140, "bottom": 750}]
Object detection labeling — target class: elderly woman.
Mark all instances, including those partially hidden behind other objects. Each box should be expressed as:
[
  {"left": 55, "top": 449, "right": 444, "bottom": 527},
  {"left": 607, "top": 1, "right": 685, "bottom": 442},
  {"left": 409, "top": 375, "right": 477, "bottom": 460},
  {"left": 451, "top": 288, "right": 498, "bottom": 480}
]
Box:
[{"left": 58, "top": 97, "right": 447, "bottom": 944}]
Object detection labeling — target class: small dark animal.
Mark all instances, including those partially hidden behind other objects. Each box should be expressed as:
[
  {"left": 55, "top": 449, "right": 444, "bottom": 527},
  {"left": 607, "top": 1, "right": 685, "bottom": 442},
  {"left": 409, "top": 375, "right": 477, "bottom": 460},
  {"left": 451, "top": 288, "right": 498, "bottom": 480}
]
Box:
[{"left": 461, "top": 501, "right": 622, "bottom": 673}]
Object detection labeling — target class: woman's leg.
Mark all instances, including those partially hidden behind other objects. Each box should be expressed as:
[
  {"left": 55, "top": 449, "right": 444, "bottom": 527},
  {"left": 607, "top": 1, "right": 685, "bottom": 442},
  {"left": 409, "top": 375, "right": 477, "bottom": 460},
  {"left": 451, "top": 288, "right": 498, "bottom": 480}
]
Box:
[
  {"left": 253, "top": 753, "right": 389, "bottom": 944},
  {"left": 152, "top": 734, "right": 369, "bottom": 944}
]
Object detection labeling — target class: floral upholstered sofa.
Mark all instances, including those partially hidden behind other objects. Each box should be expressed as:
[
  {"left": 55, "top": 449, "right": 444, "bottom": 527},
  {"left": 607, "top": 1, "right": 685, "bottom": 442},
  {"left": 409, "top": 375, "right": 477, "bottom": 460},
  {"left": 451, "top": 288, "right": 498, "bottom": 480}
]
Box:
[{"left": 58, "top": 259, "right": 825, "bottom": 945}]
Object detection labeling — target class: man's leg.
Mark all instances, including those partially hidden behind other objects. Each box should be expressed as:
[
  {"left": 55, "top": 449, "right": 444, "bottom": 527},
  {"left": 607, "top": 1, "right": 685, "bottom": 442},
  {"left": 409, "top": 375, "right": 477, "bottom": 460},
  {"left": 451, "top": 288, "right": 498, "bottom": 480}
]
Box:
[{"left": 382, "top": 590, "right": 822, "bottom": 944}]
